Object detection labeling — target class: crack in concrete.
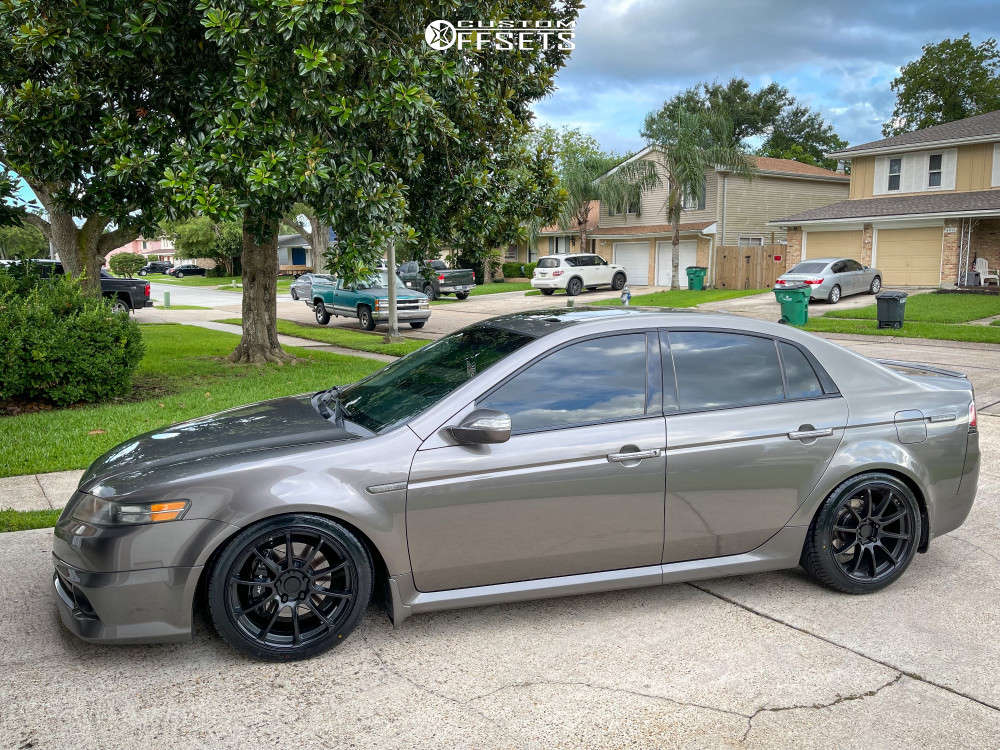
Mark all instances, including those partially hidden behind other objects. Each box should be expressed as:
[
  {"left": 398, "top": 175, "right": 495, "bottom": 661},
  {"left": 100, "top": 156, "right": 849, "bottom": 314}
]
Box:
[
  {"left": 945, "top": 533, "right": 1000, "bottom": 563},
  {"left": 688, "top": 582, "right": 1000, "bottom": 715},
  {"left": 32, "top": 475, "right": 53, "bottom": 510}
]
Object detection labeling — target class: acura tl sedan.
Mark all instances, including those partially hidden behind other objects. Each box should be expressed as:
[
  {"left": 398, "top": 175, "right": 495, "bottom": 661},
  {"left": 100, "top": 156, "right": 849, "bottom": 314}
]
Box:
[
  {"left": 53, "top": 308, "right": 979, "bottom": 661},
  {"left": 775, "top": 257, "right": 882, "bottom": 303}
]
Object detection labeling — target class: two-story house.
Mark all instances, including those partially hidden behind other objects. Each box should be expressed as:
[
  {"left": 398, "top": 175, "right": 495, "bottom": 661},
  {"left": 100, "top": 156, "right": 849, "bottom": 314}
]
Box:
[
  {"left": 585, "top": 149, "right": 849, "bottom": 287},
  {"left": 772, "top": 109, "right": 1000, "bottom": 287}
]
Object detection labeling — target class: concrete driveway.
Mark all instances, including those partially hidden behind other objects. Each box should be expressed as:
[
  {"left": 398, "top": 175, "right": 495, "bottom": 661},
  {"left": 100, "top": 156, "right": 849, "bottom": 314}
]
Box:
[{"left": 2, "top": 345, "right": 999, "bottom": 747}]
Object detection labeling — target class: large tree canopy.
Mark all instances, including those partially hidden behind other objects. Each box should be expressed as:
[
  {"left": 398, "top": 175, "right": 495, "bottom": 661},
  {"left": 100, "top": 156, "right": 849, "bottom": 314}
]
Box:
[{"left": 883, "top": 35, "right": 1000, "bottom": 136}]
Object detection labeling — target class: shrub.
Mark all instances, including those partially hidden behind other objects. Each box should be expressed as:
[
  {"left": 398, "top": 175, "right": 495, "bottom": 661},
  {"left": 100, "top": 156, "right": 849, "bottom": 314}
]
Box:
[
  {"left": 0, "top": 273, "right": 145, "bottom": 406},
  {"left": 502, "top": 261, "right": 536, "bottom": 279},
  {"left": 108, "top": 252, "right": 146, "bottom": 277}
]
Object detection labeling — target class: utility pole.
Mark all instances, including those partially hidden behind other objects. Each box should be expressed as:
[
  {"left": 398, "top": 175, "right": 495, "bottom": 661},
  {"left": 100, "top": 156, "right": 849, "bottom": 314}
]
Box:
[{"left": 384, "top": 238, "right": 401, "bottom": 342}]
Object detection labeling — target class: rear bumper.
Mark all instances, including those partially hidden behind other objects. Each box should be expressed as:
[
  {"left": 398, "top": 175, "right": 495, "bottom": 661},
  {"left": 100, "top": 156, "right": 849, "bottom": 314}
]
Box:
[
  {"left": 531, "top": 279, "right": 562, "bottom": 289},
  {"left": 439, "top": 284, "right": 474, "bottom": 293},
  {"left": 53, "top": 555, "right": 200, "bottom": 644},
  {"left": 931, "top": 430, "right": 980, "bottom": 540}
]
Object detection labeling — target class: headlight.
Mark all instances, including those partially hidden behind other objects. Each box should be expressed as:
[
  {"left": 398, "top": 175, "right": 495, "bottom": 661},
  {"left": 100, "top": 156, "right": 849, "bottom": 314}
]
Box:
[
  {"left": 71, "top": 495, "right": 190, "bottom": 526},
  {"left": 418, "top": 299, "right": 429, "bottom": 308}
]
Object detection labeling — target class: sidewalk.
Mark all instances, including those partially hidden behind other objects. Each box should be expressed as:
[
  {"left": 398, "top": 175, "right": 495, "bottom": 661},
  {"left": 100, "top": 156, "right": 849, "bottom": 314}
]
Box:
[
  {"left": 1, "top": 470, "right": 82, "bottom": 512},
  {"left": 185, "top": 321, "right": 397, "bottom": 362}
]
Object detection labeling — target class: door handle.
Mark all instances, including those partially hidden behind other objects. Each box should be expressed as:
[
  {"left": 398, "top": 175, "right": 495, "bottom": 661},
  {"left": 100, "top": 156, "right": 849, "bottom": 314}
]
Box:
[
  {"left": 607, "top": 449, "right": 662, "bottom": 463},
  {"left": 787, "top": 428, "right": 833, "bottom": 440}
]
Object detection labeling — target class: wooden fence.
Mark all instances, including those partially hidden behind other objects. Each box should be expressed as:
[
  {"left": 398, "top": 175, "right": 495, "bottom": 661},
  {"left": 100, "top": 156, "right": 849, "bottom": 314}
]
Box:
[{"left": 714, "top": 244, "right": 788, "bottom": 290}]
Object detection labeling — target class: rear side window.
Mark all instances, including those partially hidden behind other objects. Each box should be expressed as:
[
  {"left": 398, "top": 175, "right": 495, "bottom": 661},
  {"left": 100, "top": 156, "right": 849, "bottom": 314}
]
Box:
[
  {"left": 789, "top": 262, "right": 827, "bottom": 274},
  {"left": 479, "top": 334, "right": 648, "bottom": 433},
  {"left": 537, "top": 258, "right": 560, "bottom": 268},
  {"left": 668, "top": 331, "right": 784, "bottom": 410},
  {"left": 779, "top": 342, "right": 824, "bottom": 398}
]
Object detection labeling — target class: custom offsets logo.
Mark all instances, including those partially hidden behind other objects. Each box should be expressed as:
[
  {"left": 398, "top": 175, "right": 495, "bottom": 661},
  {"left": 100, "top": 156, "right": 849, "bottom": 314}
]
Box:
[{"left": 424, "top": 19, "right": 575, "bottom": 52}]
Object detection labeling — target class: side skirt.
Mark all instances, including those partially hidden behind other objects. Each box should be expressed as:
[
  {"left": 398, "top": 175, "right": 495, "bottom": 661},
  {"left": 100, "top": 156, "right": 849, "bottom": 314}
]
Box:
[{"left": 388, "top": 526, "right": 807, "bottom": 627}]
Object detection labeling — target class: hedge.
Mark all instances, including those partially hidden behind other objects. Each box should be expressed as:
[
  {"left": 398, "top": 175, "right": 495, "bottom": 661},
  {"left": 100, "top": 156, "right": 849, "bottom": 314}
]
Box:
[{"left": 502, "top": 261, "right": 536, "bottom": 279}]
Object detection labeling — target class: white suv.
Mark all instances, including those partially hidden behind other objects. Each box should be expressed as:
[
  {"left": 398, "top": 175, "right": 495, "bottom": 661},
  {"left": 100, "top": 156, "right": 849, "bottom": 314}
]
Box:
[{"left": 530, "top": 254, "right": 628, "bottom": 296}]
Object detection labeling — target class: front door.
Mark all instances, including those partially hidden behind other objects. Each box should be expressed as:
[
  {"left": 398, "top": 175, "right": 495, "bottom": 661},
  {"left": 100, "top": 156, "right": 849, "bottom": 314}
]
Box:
[
  {"left": 406, "top": 332, "right": 666, "bottom": 592},
  {"left": 332, "top": 279, "right": 357, "bottom": 316},
  {"left": 660, "top": 330, "right": 847, "bottom": 562}
]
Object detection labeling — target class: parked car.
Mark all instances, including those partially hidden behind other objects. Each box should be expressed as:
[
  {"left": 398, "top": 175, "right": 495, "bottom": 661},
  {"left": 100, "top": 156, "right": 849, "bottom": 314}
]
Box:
[
  {"left": 52, "top": 307, "right": 978, "bottom": 660},
  {"left": 138, "top": 261, "right": 173, "bottom": 276},
  {"left": 0, "top": 259, "right": 151, "bottom": 311},
  {"left": 167, "top": 264, "right": 208, "bottom": 278},
  {"left": 306, "top": 271, "right": 431, "bottom": 330},
  {"left": 289, "top": 273, "right": 335, "bottom": 301},
  {"left": 397, "top": 259, "right": 476, "bottom": 300},
  {"left": 775, "top": 257, "right": 882, "bottom": 304},
  {"left": 531, "top": 253, "right": 628, "bottom": 296}
]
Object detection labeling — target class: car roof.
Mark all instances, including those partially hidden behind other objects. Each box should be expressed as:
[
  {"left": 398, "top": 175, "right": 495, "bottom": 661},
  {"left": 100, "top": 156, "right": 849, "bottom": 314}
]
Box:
[
  {"left": 794, "top": 257, "right": 846, "bottom": 264},
  {"left": 538, "top": 253, "right": 599, "bottom": 259}
]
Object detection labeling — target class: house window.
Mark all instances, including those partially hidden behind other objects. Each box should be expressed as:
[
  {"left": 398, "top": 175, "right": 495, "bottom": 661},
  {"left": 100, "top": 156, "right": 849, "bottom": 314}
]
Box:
[
  {"left": 888, "top": 158, "right": 901, "bottom": 191},
  {"left": 504, "top": 246, "right": 518, "bottom": 261},
  {"left": 928, "top": 154, "right": 942, "bottom": 187},
  {"left": 682, "top": 186, "right": 706, "bottom": 211},
  {"left": 608, "top": 198, "right": 640, "bottom": 216},
  {"left": 589, "top": 238, "right": 596, "bottom": 253},
  {"left": 141, "top": 240, "right": 148, "bottom": 250},
  {"left": 738, "top": 236, "right": 764, "bottom": 247}
]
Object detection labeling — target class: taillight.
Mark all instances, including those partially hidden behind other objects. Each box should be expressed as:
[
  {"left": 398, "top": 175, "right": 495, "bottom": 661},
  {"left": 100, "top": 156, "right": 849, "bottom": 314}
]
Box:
[
  {"left": 553, "top": 270, "right": 564, "bottom": 277},
  {"left": 970, "top": 401, "right": 977, "bottom": 432},
  {"left": 144, "top": 283, "right": 150, "bottom": 297},
  {"left": 438, "top": 274, "right": 445, "bottom": 281},
  {"left": 803, "top": 278, "right": 824, "bottom": 285},
  {"left": 775, "top": 279, "right": 786, "bottom": 285}
]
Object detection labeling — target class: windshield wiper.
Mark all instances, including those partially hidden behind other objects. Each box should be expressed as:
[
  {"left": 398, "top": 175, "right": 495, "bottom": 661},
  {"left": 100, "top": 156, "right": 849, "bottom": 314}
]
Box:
[{"left": 311, "top": 386, "right": 345, "bottom": 427}]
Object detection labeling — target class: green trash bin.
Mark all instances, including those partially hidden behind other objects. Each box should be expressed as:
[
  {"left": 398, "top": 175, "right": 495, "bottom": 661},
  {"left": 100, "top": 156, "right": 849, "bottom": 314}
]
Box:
[
  {"left": 773, "top": 282, "right": 810, "bottom": 326},
  {"left": 685, "top": 266, "right": 707, "bottom": 291}
]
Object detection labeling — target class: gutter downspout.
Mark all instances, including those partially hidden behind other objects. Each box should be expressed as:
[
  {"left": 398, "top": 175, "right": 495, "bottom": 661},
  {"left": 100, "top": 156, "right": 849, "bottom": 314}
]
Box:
[{"left": 715, "top": 173, "right": 728, "bottom": 287}]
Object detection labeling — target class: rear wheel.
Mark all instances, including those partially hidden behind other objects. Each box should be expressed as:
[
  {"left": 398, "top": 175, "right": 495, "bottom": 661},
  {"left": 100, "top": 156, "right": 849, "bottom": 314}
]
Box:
[
  {"left": 358, "top": 305, "right": 376, "bottom": 331},
  {"left": 176, "top": 272, "right": 184, "bottom": 279},
  {"left": 801, "top": 473, "right": 920, "bottom": 594},
  {"left": 827, "top": 284, "right": 841, "bottom": 304},
  {"left": 870, "top": 276, "right": 882, "bottom": 294},
  {"left": 207, "top": 514, "right": 373, "bottom": 661},
  {"left": 455, "top": 291, "right": 469, "bottom": 300},
  {"left": 611, "top": 272, "right": 626, "bottom": 291},
  {"left": 110, "top": 297, "right": 130, "bottom": 314},
  {"left": 314, "top": 303, "right": 330, "bottom": 325},
  {"left": 290, "top": 289, "right": 299, "bottom": 300},
  {"left": 566, "top": 277, "right": 583, "bottom": 296}
]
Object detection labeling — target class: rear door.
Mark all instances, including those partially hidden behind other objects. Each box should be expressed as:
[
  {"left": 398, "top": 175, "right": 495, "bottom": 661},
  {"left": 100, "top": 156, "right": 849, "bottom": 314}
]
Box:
[{"left": 661, "top": 330, "right": 847, "bottom": 562}]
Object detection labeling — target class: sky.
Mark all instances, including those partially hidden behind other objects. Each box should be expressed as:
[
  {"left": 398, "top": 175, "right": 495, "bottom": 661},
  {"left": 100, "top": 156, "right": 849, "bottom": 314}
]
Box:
[{"left": 533, "top": 0, "right": 1000, "bottom": 155}]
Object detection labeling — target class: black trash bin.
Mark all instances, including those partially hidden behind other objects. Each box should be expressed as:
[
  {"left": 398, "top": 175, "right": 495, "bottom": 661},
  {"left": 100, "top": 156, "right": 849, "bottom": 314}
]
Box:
[{"left": 876, "top": 290, "right": 907, "bottom": 329}]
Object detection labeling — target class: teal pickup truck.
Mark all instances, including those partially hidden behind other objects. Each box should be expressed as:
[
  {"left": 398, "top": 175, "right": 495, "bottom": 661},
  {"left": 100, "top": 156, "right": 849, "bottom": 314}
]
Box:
[{"left": 306, "top": 271, "right": 432, "bottom": 331}]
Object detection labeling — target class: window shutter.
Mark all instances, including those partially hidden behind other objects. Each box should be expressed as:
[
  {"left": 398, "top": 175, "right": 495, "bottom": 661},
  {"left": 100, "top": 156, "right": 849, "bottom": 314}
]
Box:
[{"left": 698, "top": 186, "right": 706, "bottom": 211}]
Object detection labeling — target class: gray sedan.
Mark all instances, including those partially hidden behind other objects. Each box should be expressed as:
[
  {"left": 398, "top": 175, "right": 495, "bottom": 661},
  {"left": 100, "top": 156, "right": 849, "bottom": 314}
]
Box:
[
  {"left": 289, "top": 272, "right": 334, "bottom": 301},
  {"left": 53, "top": 308, "right": 979, "bottom": 660},
  {"left": 776, "top": 257, "right": 882, "bottom": 303}
]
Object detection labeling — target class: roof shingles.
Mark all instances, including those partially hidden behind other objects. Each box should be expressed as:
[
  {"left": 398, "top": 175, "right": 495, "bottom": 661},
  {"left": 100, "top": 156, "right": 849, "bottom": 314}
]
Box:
[
  {"left": 773, "top": 188, "right": 1000, "bottom": 224},
  {"left": 833, "top": 109, "right": 1000, "bottom": 155}
]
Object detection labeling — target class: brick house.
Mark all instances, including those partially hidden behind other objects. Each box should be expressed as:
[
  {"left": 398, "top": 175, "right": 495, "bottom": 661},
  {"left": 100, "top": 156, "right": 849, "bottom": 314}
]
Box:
[
  {"left": 584, "top": 148, "right": 849, "bottom": 287},
  {"left": 772, "top": 109, "right": 1000, "bottom": 287},
  {"left": 105, "top": 235, "right": 176, "bottom": 265}
]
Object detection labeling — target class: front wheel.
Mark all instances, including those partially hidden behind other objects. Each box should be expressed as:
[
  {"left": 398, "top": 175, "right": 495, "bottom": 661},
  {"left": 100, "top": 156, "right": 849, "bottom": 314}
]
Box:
[
  {"left": 566, "top": 277, "right": 583, "bottom": 296},
  {"left": 207, "top": 514, "right": 373, "bottom": 661},
  {"left": 290, "top": 289, "right": 299, "bottom": 300},
  {"left": 611, "top": 272, "right": 626, "bottom": 291},
  {"left": 870, "top": 276, "right": 882, "bottom": 294},
  {"left": 455, "top": 292, "right": 469, "bottom": 300},
  {"left": 358, "top": 305, "right": 376, "bottom": 331},
  {"left": 827, "top": 284, "right": 841, "bottom": 304},
  {"left": 314, "top": 304, "right": 330, "bottom": 325},
  {"left": 409, "top": 321, "right": 425, "bottom": 329},
  {"left": 801, "top": 473, "right": 920, "bottom": 594}
]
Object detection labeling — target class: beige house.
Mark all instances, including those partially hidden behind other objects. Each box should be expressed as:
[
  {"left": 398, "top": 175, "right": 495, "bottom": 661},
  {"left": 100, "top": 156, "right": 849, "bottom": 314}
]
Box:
[
  {"left": 772, "top": 109, "right": 1000, "bottom": 287},
  {"left": 585, "top": 148, "right": 849, "bottom": 287},
  {"left": 506, "top": 201, "right": 600, "bottom": 265}
]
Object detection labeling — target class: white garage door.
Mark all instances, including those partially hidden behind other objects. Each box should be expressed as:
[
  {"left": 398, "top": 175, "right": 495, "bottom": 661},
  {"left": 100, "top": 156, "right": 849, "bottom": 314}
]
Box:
[
  {"left": 614, "top": 242, "right": 650, "bottom": 286},
  {"left": 656, "top": 240, "right": 697, "bottom": 287}
]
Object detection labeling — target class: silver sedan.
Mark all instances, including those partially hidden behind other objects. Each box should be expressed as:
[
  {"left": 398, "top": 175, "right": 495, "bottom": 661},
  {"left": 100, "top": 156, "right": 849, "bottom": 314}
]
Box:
[
  {"left": 776, "top": 257, "right": 882, "bottom": 303},
  {"left": 289, "top": 272, "right": 334, "bottom": 301}
]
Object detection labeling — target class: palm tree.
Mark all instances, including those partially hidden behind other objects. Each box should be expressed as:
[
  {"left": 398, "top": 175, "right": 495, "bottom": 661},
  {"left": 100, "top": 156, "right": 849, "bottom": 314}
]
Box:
[{"left": 641, "top": 109, "right": 755, "bottom": 289}]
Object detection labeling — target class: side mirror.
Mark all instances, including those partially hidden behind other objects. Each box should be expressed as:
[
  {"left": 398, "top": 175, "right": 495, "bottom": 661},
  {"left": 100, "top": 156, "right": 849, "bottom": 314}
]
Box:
[{"left": 449, "top": 409, "right": 511, "bottom": 445}]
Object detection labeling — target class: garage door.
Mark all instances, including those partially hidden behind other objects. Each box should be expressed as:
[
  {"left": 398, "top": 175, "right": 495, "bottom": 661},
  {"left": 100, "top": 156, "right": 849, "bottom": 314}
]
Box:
[
  {"left": 614, "top": 242, "right": 650, "bottom": 286},
  {"left": 804, "top": 230, "right": 863, "bottom": 262},
  {"left": 875, "top": 227, "right": 943, "bottom": 286},
  {"left": 656, "top": 240, "right": 697, "bottom": 287}
]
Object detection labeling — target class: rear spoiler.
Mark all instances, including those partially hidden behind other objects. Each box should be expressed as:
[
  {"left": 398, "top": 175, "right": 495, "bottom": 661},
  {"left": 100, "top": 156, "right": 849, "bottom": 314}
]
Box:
[{"left": 875, "top": 359, "right": 967, "bottom": 379}]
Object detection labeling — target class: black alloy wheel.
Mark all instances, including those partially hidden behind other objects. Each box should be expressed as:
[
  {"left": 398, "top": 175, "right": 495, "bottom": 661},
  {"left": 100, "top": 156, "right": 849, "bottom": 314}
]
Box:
[
  {"left": 566, "top": 277, "right": 583, "bottom": 296},
  {"left": 612, "top": 273, "right": 626, "bottom": 290},
  {"left": 208, "top": 515, "right": 372, "bottom": 661},
  {"left": 802, "top": 473, "right": 920, "bottom": 594}
]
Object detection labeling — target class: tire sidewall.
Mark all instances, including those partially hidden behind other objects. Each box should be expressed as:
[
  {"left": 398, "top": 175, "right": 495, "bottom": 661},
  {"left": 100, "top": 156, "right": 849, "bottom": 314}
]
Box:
[
  {"left": 871, "top": 277, "right": 881, "bottom": 294},
  {"left": 828, "top": 285, "right": 840, "bottom": 303},
  {"left": 315, "top": 305, "right": 330, "bottom": 325},
  {"left": 567, "top": 277, "right": 582, "bottom": 296},
  {"left": 207, "top": 513, "right": 373, "bottom": 661},
  {"left": 612, "top": 273, "right": 626, "bottom": 290},
  {"left": 359, "top": 306, "right": 375, "bottom": 330}
]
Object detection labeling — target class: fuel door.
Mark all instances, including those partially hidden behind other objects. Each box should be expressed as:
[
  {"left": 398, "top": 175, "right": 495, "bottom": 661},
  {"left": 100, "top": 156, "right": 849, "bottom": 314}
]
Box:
[{"left": 894, "top": 409, "right": 926, "bottom": 444}]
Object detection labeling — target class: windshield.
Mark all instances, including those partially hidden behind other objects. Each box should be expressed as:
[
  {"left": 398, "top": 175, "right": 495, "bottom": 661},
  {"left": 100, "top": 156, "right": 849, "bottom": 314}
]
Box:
[
  {"left": 339, "top": 324, "right": 535, "bottom": 433},
  {"left": 789, "top": 262, "right": 828, "bottom": 274},
  {"left": 356, "top": 271, "right": 405, "bottom": 290}
]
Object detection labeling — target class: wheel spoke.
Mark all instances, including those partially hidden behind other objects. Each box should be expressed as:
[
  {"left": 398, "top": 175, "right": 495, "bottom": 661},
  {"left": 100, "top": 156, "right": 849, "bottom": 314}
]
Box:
[
  {"left": 877, "top": 542, "right": 899, "bottom": 565},
  {"left": 881, "top": 509, "right": 907, "bottom": 524},
  {"left": 253, "top": 549, "right": 281, "bottom": 576},
  {"left": 285, "top": 533, "right": 294, "bottom": 570},
  {"left": 236, "top": 596, "right": 273, "bottom": 617},
  {"left": 311, "top": 584, "right": 350, "bottom": 598},
  {"left": 833, "top": 524, "right": 857, "bottom": 534},
  {"left": 302, "top": 537, "right": 323, "bottom": 568},
  {"left": 863, "top": 488, "right": 874, "bottom": 519},
  {"left": 306, "top": 599, "right": 335, "bottom": 628},
  {"left": 851, "top": 546, "right": 866, "bottom": 575},
  {"left": 260, "top": 603, "right": 283, "bottom": 640},
  {"left": 231, "top": 578, "right": 273, "bottom": 588},
  {"left": 310, "top": 561, "right": 347, "bottom": 580},
  {"left": 291, "top": 605, "right": 301, "bottom": 644},
  {"left": 880, "top": 530, "right": 909, "bottom": 541},
  {"left": 873, "top": 489, "right": 892, "bottom": 519}
]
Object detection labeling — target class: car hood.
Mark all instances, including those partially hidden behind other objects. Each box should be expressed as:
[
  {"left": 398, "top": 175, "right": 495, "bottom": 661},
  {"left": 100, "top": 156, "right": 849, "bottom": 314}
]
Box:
[
  {"left": 79, "top": 395, "right": 358, "bottom": 491},
  {"left": 364, "top": 285, "right": 426, "bottom": 299}
]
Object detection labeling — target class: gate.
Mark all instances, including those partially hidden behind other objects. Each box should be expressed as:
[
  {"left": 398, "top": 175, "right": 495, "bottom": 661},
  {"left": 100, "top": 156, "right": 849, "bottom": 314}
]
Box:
[{"left": 714, "top": 244, "right": 787, "bottom": 290}]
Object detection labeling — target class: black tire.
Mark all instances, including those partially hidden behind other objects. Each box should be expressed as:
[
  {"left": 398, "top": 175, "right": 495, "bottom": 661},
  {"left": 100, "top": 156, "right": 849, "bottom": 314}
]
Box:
[
  {"left": 290, "top": 289, "right": 299, "bottom": 300},
  {"left": 422, "top": 283, "right": 438, "bottom": 301},
  {"left": 827, "top": 284, "right": 841, "bottom": 304},
  {"left": 111, "top": 297, "right": 130, "bottom": 314},
  {"left": 566, "top": 277, "right": 583, "bottom": 296},
  {"left": 541, "top": 288, "right": 555, "bottom": 296},
  {"left": 801, "top": 472, "right": 921, "bottom": 594},
  {"left": 611, "top": 273, "right": 626, "bottom": 291},
  {"left": 870, "top": 276, "right": 882, "bottom": 295},
  {"left": 176, "top": 272, "right": 184, "bottom": 279},
  {"left": 455, "top": 291, "right": 469, "bottom": 300},
  {"left": 358, "top": 305, "right": 376, "bottom": 331},
  {"left": 409, "top": 321, "right": 425, "bottom": 329},
  {"left": 314, "top": 303, "right": 330, "bottom": 325},
  {"left": 207, "top": 513, "right": 373, "bottom": 661},
  {"left": 138, "top": 269, "right": 146, "bottom": 276}
]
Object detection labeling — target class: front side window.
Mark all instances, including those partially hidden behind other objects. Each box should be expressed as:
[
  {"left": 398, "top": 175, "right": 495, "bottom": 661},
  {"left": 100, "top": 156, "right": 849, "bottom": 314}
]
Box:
[
  {"left": 669, "top": 331, "right": 784, "bottom": 411},
  {"left": 888, "top": 158, "right": 902, "bottom": 191},
  {"left": 928, "top": 153, "right": 942, "bottom": 187},
  {"left": 479, "top": 334, "right": 648, "bottom": 433}
]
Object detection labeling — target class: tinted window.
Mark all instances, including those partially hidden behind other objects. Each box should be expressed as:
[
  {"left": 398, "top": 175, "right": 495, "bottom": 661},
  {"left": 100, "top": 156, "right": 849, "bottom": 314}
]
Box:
[
  {"left": 593, "top": 255, "right": 608, "bottom": 265},
  {"left": 537, "top": 257, "right": 560, "bottom": 268},
  {"left": 844, "top": 260, "right": 863, "bottom": 272},
  {"left": 789, "top": 262, "right": 827, "bottom": 274},
  {"left": 669, "top": 332, "right": 784, "bottom": 411},
  {"left": 831, "top": 261, "right": 847, "bottom": 273},
  {"left": 779, "top": 342, "right": 824, "bottom": 399},
  {"left": 480, "top": 334, "right": 648, "bottom": 433}
]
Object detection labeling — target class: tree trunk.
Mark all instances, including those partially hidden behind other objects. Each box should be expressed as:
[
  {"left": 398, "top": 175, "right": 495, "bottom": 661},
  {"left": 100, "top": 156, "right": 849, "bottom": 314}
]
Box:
[
  {"left": 671, "top": 220, "right": 680, "bottom": 291},
  {"left": 229, "top": 211, "right": 292, "bottom": 364},
  {"left": 310, "top": 218, "right": 330, "bottom": 268},
  {"left": 482, "top": 256, "right": 492, "bottom": 285}
]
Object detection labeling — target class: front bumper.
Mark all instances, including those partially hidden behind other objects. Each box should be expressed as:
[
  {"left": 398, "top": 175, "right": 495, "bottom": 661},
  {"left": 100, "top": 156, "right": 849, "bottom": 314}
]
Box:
[
  {"left": 373, "top": 308, "right": 431, "bottom": 322},
  {"left": 53, "top": 555, "right": 201, "bottom": 644}
]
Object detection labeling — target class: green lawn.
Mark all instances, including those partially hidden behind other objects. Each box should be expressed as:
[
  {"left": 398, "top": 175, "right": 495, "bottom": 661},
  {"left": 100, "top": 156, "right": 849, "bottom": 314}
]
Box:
[
  {"left": 805, "top": 316, "right": 1000, "bottom": 344},
  {"left": 594, "top": 288, "right": 768, "bottom": 307},
  {"left": 822, "top": 291, "right": 1000, "bottom": 323},
  {"left": 470, "top": 282, "right": 534, "bottom": 296},
  {"left": 145, "top": 273, "right": 292, "bottom": 293},
  {"left": 216, "top": 318, "right": 427, "bottom": 356},
  {"left": 0, "top": 509, "right": 62, "bottom": 533},
  {"left": 0, "top": 324, "right": 382, "bottom": 477},
  {"left": 152, "top": 303, "right": 210, "bottom": 310}
]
